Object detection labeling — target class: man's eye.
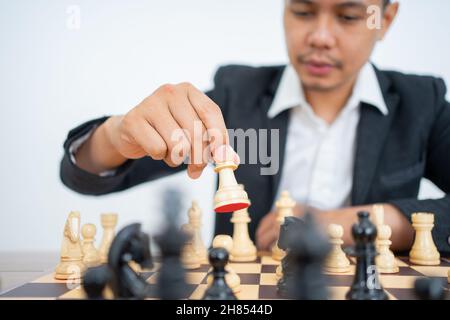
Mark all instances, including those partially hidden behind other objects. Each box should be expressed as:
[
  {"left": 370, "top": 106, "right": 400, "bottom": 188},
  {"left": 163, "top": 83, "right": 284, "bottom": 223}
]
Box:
[
  {"left": 292, "top": 11, "right": 314, "bottom": 18},
  {"left": 339, "top": 14, "right": 361, "bottom": 22}
]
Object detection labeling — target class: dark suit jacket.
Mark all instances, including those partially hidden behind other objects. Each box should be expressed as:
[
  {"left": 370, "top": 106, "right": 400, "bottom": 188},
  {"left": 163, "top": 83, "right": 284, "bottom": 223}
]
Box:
[{"left": 60, "top": 64, "right": 450, "bottom": 254}]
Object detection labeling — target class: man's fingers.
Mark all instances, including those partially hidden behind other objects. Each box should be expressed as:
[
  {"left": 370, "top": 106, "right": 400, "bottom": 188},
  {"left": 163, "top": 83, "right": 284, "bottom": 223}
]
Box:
[
  {"left": 186, "top": 84, "right": 229, "bottom": 153},
  {"left": 257, "top": 228, "right": 278, "bottom": 251},
  {"left": 256, "top": 212, "right": 277, "bottom": 240}
]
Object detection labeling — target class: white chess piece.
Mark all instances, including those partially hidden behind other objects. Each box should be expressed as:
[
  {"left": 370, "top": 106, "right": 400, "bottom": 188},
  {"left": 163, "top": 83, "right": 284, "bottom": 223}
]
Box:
[
  {"left": 98, "top": 213, "right": 118, "bottom": 263},
  {"left": 55, "top": 211, "right": 86, "bottom": 280},
  {"left": 180, "top": 224, "right": 201, "bottom": 269},
  {"left": 325, "top": 224, "right": 351, "bottom": 273},
  {"left": 81, "top": 223, "right": 101, "bottom": 268},
  {"left": 230, "top": 206, "right": 257, "bottom": 262},
  {"left": 409, "top": 213, "right": 440, "bottom": 265},
  {"left": 272, "top": 191, "right": 296, "bottom": 261},
  {"left": 188, "top": 201, "right": 208, "bottom": 264},
  {"left": 213, "top": 145, "right": 250, "bottom": 213},
  {"left": 375, "top": 224, "right": 399, "bottom": 273},
  {"left": 207, "top": 235, "right": 241, "bottom": 294}
]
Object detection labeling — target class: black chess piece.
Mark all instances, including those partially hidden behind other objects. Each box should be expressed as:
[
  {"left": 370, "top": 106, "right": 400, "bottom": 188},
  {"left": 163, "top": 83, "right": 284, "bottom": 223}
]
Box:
[
  {"left": 108, "top": 223, "right": 154, "bottom": 299},
  {"left": 290, "top": 213, "right": 330, "bottom": 300},
  {"left": 202, "top": 247, "right": 237, "bottom": 300},
  {"left": 414, "top": 278, "right": 447, "bottom": 300},
  {"left": 346, "top": 211, "right": 388, "bottom": 300},
  {"left": 154, "top": 188, "right": 190, "bottom": 300},
  {"left": 83, "top": 265, "right": 111, "bottom": 299},
  {"left": 277, "top": 216, "right": 304, "bottom": 297}
]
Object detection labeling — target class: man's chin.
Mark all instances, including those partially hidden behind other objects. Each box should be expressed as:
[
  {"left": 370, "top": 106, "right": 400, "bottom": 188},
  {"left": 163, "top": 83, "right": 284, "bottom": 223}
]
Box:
[{"left": 301, "top": 79, "right": 341, "bottom": 92}]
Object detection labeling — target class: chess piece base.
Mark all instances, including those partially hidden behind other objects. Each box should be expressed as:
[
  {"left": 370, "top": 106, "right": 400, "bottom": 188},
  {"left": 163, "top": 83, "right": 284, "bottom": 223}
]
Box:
[{"left": 55, "top": 260, "right": 85, "bottom": 280}]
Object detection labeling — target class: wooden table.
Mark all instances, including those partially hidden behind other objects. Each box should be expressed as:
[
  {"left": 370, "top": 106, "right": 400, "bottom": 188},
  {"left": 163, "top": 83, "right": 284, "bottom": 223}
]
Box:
[{"left": 0, "top": 252, "right": 58, "bottom": 294}]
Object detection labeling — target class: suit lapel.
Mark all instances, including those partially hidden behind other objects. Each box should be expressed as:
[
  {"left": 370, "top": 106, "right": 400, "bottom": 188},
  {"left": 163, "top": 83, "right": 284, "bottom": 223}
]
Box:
[{"left": 351, "top": 70, "right": 400, "bottom": 205}]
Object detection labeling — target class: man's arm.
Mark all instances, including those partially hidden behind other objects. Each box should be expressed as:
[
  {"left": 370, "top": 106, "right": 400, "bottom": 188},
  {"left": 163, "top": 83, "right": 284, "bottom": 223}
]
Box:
[{"left": 60, "top": 67, "right": 232, "bottom": 195}]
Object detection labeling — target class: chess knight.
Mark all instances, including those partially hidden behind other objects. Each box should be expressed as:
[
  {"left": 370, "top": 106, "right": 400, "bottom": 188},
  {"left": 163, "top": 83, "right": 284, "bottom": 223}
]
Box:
[{"left": 55, "top": 211, "right": 86, "bottom": 280}]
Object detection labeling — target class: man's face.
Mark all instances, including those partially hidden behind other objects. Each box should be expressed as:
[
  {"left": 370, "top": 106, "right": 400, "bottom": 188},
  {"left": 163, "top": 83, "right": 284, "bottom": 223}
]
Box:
[{"left": 284, "top": 0, "right": 394, "bottom": 92}]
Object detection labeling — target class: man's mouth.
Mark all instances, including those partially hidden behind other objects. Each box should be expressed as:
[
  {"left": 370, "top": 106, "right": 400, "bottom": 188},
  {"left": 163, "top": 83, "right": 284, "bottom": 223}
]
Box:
[{"left": 304, "top": 60, "right": 335, "bottom": 77}]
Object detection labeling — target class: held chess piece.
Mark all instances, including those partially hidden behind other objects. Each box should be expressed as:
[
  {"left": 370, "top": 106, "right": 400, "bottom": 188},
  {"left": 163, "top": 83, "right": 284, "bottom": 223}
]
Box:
[
  {"left": 346, "top": 211, "right": 388, "bottom": 300},
  {"left": 188, "top": 201, "right": 208, "bottom": 263},
  {"left": 375, "top": 225, "right": 399, "bottom": 274},
  {"left": 181, "top": 224, "right": 201, "bottom": 269},
  {"left": 230, "top": 206, "right": 257, "bottom": 262},
  {"left": 99, "top": 213, "right": 118, "bottom": 264},
  {"left": 414, "top": 278, "right": 446, "bottom": 300},
  {"left": 202, "top": 247, "right": 237, "bottom": 300},
  {"left": 108, "top": 223, "right": 154, "bottom": 299},
  {"left": 409, "top": 213, "right": 440, "bottom": 265},
  {"left": 155, "top": 189, "right": 189, "bottom": 300},
  {"left": 213, "top": 145, "right": 250, "bottom": 213},
  {"left": 325, "top": 224, "right": 351, "bottom": 273},
  {"left": 272, "top": 191, "right": 296, "bottom": 261},
  {"left": 55, "top": 211, "right": 86, "bottom": 280},
  {"left": 81, "top": 224, "right": 101, "bottom": 268},
  {"left": 207, "top": 235, "right": 241, "bottom": 294}
]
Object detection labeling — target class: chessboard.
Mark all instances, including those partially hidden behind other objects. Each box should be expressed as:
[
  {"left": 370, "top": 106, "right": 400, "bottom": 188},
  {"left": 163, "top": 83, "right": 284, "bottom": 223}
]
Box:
[{"left": 1, "top": 252, "right": 449, "bottom": 300}]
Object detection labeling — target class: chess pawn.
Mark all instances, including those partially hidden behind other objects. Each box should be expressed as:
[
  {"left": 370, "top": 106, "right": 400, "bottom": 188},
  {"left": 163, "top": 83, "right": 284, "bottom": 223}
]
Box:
[
  {"left": 81, "top": 223, "right": 101, "bottom": 268},
  {"left": 188, "top": 201, "right": 208, "bottom": 264},
  {"left": 213, "top": 145, "right": 250, "bottom": 213},
  {"left": 98, "top": 213, "right": 118, "bottom": 263},
  {"left": 409, "top": 213, "right": 440, "bottom": 265},
  {"left": 272, "top": 191, "right": 295, "bottom": 261},
  {"left": 230, "top": 207, "right": 257, "bottom": 262},
  {"left": 180, "top": 224, "right": 201, "bottom": 269},
  {"left": 207, "top": 235, "right": 241, "bottom": 294},
  {"left": 375, "top": 225, "right": 399, "bottom": 274},
  {"left": 275, "top": 264, "right": 282, "bottom": 280},
  {"left": 55, "top": 211, "right": 86, "bottom": 280},
  {"left": 447, "top": 269, "right": 450, "bottom": 284},
  {"left": 325, "top": 224, "right": 351, "bottom": 273}
]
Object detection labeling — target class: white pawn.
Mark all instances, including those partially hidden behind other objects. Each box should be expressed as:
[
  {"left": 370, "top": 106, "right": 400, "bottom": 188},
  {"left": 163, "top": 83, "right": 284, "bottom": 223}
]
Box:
[
  {"left": 230, "top": 206, "right": 257, "bottom": 262},
  {"left": 375, "top": 224, "right": 399, "bottom": 273},
  {"left": 81, "top": 223, "right": 101, "bottom": 268},
  {"left": 409, "top": 213, "right": 440, "bottom": 265},
  {"left": 207, "top": 235, "right": 241, "bottom": 294},
  {"left": 188, "top": 201, "right": 208, "bottom": 264},
  {"left": 181, "top": 224, "right": 201, "bottom": 269},
  {"left": 324, "top": 224, "right": 350, "bottom": 273},
  {"left": 272, "top": 191, "right": 296, "bottom": 261}
]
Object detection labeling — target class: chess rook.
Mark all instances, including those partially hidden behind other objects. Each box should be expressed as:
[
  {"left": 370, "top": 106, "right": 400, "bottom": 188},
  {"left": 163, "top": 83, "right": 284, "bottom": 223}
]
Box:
[
  {"left": 409, "top": 213, "right": 440, "bottom": 265},
  {"left": 98, "top": 213, "right": 118, "bottom": 264}
]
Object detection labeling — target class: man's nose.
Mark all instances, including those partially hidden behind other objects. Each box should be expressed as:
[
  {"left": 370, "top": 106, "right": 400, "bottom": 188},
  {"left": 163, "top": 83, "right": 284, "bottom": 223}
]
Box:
[{"left": 307, "top": 15, "right": 337, "bottom": 50}]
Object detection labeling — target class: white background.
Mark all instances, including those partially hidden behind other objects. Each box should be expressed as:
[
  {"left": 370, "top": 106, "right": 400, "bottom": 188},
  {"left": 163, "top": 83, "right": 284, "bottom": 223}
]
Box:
[{"left": 0, "top": 0, "right": 448, "bottom": 252}]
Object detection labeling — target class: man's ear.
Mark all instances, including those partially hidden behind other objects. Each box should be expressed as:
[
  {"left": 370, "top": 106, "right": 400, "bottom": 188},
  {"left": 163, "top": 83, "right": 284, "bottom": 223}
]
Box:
[{"left": 378, "top": 2, "right": 399, "bottom": 40}]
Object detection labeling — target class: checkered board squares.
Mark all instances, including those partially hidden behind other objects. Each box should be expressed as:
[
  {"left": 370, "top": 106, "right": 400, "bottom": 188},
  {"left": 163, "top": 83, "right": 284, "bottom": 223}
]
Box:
[{"left": 1, "top": 254, "right": 449, "bottom": 300}]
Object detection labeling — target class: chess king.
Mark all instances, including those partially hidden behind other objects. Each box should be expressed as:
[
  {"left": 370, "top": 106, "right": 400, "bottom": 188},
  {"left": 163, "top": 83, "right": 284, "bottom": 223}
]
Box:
[{"left": 61, "top": 0, "right": 450, "bottom": 256}]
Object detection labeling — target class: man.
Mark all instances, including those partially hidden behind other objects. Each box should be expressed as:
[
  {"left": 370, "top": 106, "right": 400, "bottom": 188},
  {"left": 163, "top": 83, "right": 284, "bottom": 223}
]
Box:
[{"left": 60, "top": 0, "right": 450, "bottom": 254}]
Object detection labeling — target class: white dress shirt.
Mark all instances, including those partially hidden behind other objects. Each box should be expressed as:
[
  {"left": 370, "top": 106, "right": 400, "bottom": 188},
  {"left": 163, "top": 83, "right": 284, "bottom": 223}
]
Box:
[{"left": 269, "top": 62, "right": 388, "bottom": 210}]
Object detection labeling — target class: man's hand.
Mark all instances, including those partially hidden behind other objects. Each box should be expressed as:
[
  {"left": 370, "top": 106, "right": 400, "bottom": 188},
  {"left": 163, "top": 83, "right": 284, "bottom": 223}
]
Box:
[
  {"left": 75, "top": 82, "right": 234, "bottom": 178},
  {"left": 256, "top": 203, "right": 414, "bottom": 252}
]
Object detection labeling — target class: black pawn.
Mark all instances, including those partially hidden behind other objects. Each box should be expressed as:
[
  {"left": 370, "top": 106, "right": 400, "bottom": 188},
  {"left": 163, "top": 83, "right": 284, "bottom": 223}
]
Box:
[
  {"left": 83, "top": 265, "right": 110, "bottom": 299},
  {"left": 202, "top": 247, "right": 236, "bottom": 300},
  {"left": 346, "top": 211, "right": 388, "bottom": 300},
  {"left": 414, "top": 278, "right": 446, "bottom": 300}
]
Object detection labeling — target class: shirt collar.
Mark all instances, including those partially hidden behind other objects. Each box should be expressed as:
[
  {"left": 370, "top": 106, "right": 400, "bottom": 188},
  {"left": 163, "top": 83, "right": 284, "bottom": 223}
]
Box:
[{"left": 267, "top": 62, "right": 389, "bottom": 119}]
